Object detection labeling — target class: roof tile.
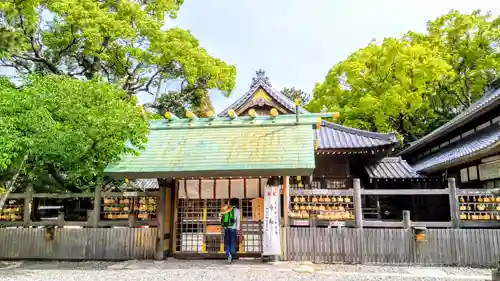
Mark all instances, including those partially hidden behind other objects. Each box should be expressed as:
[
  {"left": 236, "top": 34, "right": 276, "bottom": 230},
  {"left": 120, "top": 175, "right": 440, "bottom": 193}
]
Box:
[
  {"left": 365, "top": 157, "right": 420, "bottom": 179},
  {"left": 412, "top": 124, "right": 500, "bottom": 172},
  {"left": 316, "top": 121, "right": 397, "bottom": 149}
]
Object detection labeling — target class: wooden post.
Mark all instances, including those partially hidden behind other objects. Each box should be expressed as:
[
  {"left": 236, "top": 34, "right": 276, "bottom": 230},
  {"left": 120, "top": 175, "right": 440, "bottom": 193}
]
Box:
[
  {"left": 376, "top": 196, "right": 382, "bottom": 220},
  {"left": 402, "top": 210, "right": 411, "bottom": 229},
  {"left": 448, "top": 177, "right": 460, "bottom": 229},
  {"left": 156, "top": 186, "right": 167, "bottom": 260},
  {"left": 353, "top": 178, "right": 363, "bottom": 228},
  {"left": 172, "top": 180, "right": 179, "bottom": 254},
  {"left": 23, "top": 185, "right": 33, "bottom": 227},
  {"left": 92, "top": 185, "right": 102, "bottom": 228},
  {"left": 128, "top": 212, "right": 136, "bottom": 228},
  {"left": 57, "top": 212, "right": 65, "bottom": 228},
  {"left": 283, "top": 176, "right": 289, "bottom": 226}
]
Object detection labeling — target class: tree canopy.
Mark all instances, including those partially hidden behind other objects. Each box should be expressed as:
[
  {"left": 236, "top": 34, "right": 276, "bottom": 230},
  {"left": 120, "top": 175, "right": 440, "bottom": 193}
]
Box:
[
  {"left": 0, "top": 0, "right": 236, "bottom": 97},
  {"left": 280, "top": 87, "right": 310, "bottom": 105},
  {"left": 308, "top": 10, "right": 500, "bottom": 144},
  {"left": 0, "top": 75, "right": 148, "bottom": 193}
]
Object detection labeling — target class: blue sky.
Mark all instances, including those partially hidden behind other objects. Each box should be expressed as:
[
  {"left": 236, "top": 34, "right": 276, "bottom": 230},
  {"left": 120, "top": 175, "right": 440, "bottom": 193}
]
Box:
[
  {"left": 163, "top": 0, "right": 500, "bottom": 112},
  {"left": 2, "top": 1, "right": 499, "bottom": 113}
]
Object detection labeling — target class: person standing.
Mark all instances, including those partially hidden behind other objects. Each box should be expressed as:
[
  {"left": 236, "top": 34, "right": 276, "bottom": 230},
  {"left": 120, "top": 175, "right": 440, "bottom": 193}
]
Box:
[{"left": 220, "top": 198, "right": 240, "bottom": 263}]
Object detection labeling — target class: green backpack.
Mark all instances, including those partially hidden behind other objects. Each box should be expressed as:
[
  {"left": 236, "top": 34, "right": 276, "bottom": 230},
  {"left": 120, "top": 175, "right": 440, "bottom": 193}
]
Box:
[{"left": 221, "top": 209, "right": 235, "bottom": 227}]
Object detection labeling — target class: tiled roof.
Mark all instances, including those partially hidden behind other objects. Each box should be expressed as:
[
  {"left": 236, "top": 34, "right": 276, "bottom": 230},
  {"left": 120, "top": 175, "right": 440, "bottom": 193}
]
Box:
[
  {"left": 365, "top": 157, "right": 420, "bottom": 179},
  {"left": 104, "top": 114, "right": 320, "bottom": 178},
  {"left": 218, "top": 80, "right": 397, "bottom": 150},
  {"left": 398, "top": 83, "right": 500, "bottom": 156},
  {"left": 316, "top": 121, "right": 397, "bottom": 149},
  {"left": 102, "top": 179, "right": 159, "bottom": 192},
  {"left": 412, "top": 124, "right": 500, "bottom": 172},
  {"left": 218, "top": 80, "right": 309, "bottom": 116}
]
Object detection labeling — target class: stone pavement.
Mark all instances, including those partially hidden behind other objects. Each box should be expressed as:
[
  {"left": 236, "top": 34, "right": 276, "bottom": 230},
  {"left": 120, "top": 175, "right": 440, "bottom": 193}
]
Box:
[{"left": 0, "top": 259, "right": 493, "bottom": 281}]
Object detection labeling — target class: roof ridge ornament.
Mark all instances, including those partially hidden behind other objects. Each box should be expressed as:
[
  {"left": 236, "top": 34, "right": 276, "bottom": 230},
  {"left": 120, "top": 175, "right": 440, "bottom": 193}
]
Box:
[{"left": 250, "top": 69, "right": 272, "bottom": 88}]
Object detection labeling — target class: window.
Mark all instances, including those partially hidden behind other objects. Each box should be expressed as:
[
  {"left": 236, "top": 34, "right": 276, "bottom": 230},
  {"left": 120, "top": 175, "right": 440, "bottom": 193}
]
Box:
[
  {"left": 468, "top": 166, "right": 478, "bottom": 181},
  {"left": 460, "top": 168, "right": 468, "bottom": 183}
]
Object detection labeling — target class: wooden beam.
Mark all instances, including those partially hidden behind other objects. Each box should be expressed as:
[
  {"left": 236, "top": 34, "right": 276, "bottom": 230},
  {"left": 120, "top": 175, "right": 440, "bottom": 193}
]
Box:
[
  {"left": 361, "top": 188, "right": 450, "bottom": 195},
  {"left": 6, "top": 193, "right": 26, "bottom": 199},
  {"left": 32, "top": 193, "right": 94, "bottom": 199},
  {"left": 363, "top": 220, "right": 452, "bottom": 228}
]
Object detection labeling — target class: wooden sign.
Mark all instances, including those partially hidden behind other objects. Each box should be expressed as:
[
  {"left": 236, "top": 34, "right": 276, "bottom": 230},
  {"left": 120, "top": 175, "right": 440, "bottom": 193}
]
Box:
[
  {"left": 123, "top": 192, "right": 138, "bottom": 197},
  {"left": 251, "top": 197, "right": 264, "bottom": 221}
]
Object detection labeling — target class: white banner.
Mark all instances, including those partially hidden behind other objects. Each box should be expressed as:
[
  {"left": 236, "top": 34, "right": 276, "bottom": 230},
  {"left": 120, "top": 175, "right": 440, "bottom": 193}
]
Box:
[{"left": 262, "top": 184, "right": 281, "bottom": 256}]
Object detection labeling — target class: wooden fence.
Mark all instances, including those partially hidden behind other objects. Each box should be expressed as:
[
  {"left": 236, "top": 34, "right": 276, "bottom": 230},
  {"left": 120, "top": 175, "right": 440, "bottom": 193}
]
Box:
[
  {"left": 285, "top": 227, "right": 500, "bottom": 268},
  {"left": 0, "top": 228, "right": 157, "bottom": 260}
]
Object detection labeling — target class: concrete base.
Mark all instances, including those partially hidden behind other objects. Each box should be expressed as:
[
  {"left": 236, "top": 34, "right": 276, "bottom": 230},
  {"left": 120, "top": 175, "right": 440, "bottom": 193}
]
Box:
[
  {"left": 261, "top": 255, "right": 279, "bottom": 263},
  {"left": 492, "top": 269, "right": 500, "bottom": 281}
]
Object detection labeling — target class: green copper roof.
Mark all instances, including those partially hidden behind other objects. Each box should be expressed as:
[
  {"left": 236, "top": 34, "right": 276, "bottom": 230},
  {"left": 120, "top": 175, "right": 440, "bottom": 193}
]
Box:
[{"left": 104, "top": 114, "right": 331, "bottom": 178}]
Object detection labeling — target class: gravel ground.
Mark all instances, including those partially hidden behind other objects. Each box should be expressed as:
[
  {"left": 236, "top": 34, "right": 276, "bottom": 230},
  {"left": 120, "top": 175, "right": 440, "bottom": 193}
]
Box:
[{"left": 0, "top": 260, "right": 493, "bottom": 281}]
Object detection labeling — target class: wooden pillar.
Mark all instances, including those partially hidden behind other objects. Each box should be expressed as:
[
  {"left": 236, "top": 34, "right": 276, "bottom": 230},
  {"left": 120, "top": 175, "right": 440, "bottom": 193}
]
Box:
[
  {"left": 448, "top": 177, "right": 460, "bottom": 229},
  {"left": 92, "top": 185, "right": 102, "bottom": 228},
  {"left": 156, "top": 185, "right": 167, "bottom": 260},
  {"left": 283, "top": 176, "right": 290, "bottom": 226},
  {"left": 353, "top": 178, "right": 363, "bottom": 228},
  {"left": 172, "top": 180, "right": 179, "bottom": 254},
  {"left": 23, "top": 185, "right": 33, "bottom": 227}
]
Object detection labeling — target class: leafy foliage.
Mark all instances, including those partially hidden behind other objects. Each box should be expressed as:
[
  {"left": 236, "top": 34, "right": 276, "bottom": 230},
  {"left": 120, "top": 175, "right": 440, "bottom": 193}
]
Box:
[
  {"left": 280, "top": 87, "right": 310, "bottom": 105},
  {"left": 308, "top": 10, "right": 500, "bottom": 143},
  {"left": 407, "top": 10, "right": 500, "bottom": 117},
  {"left": 0, "top": 75, "right": 148, "bottom": 192},
  {"left": 151, "top": 78, "right": 214, "bottom": 118},
  {"left": 0, "top": 0, "right": 236, "bottom": 97}
]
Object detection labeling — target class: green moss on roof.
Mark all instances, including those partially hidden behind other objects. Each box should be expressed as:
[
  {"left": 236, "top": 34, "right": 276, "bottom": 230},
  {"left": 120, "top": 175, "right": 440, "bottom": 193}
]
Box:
[{"left": 105, "top": 114, "right": 331, "bottom": 178}]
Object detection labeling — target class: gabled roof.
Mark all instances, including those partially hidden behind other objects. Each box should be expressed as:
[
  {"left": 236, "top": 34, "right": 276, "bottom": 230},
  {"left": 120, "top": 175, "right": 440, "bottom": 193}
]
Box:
[
  {"left": 218, "top": 80, "right": 397, "bottom": 150},
  {"left": 218, "top": 80, "right": 309, "bottom": 116},
  {"left": 365, "top": 157, "right": 420, "bottom": 179},
  {"left": 398, "top": 81, "right": 500, "bottom": 156},
  {"left": 412, "top": 124, "right": 500, "bottom": 172},
  {"left": 316, "top": 121, "right": 397, "bottom": 149}
]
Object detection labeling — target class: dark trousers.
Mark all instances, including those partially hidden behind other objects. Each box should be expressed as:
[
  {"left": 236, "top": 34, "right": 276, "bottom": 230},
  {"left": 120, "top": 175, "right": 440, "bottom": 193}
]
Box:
[{"left": 223, "top": 228, "right": 237, "bottom": 257}]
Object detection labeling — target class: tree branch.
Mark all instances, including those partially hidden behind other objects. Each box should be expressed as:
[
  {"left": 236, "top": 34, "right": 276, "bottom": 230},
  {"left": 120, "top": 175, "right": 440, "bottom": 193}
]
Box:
[{"left": 13, "top": 54, "right": 62, "bottom": 74}]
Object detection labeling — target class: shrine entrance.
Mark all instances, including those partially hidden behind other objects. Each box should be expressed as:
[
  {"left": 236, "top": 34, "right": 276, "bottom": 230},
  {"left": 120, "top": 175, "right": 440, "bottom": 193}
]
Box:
[
  {"left": 104, "top": 112, "right": 332, "bottom": 259},
  {"left": 173, "top": 178, "right": 267, "bottom": 257}
]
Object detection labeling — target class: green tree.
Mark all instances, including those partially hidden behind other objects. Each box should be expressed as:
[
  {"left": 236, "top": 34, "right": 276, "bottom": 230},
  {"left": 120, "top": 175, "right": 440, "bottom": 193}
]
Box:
[
  {"left": 280, "top": 87, "right": 310, "bottom": 105},
  {"left": 306, "top": 38, "right": 453, "bottom": 143},
  {"left": 0, "top": 75, "right": 148, "bottom": 193},
  {"left": 407, "top": 10, "right": 500, "bottom": 127},
  {"left": 0, "top": 0, "right": 236, "bottom": 98},
  {"left": 308, "top": 10, "right": 500, "bottom": 144}
]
